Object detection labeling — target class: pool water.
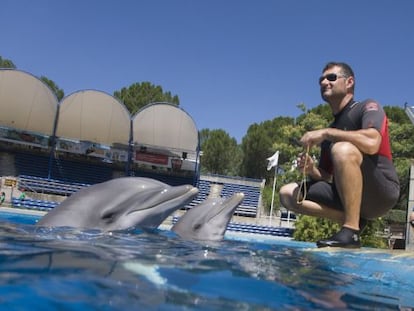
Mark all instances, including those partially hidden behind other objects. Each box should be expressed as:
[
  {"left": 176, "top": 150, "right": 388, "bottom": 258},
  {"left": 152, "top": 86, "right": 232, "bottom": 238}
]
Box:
[{"left": 0, "top": 211, "right": 413, "bottom": 310}]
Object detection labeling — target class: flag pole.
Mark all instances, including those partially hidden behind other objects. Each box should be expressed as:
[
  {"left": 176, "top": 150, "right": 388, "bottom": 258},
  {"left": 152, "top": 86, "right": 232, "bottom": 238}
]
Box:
[{"left": 269, "top": 164, "right": 277, "bottom": 226}]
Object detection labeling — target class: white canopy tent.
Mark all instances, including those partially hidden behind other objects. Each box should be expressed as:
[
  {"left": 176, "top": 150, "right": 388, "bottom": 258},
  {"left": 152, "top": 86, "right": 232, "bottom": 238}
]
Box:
[
  {"left": 0, "top": 69, "right": 58, "bottom": 135},
  {"left": 56, "top": 90, "right": 131, "bottom": 146},
  {"left": 132, "top": 102, "right": 199, "bottom": 154}
]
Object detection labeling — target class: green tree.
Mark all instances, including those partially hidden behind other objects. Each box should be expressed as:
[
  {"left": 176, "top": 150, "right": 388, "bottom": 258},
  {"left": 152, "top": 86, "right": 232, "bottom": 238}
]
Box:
[
  {"left": 40, "top": 76, "right": 65, "bottom": 101},
  {"left": 114, "top": 81, "right": 179, "bottom": 114},
  {"left": 262, "top": 116, "right": 295, "bottom": 142},
  {"left": 388, "top": 121, "right": 414, "bottom": 159},
  {"left": 240, "top": 123, "right": 272, "bottom": 179},
  {"left": 384, "top": 105, "right": 410, "bottom": 124},
  {"left": 0, "top": 56, "right": 16, "bottom": 68},
  {"left": 200, "top": 129, "right": 239, "bottom": 175},
  {"left": 385, "top": 106, "right": 414, "bottom": 212},
  {"left": 390, "top": 158, "right": 411, "bottom": 212},
  {"left": 295, "top": 104, "right": 332, "bottom": 128},
  {"left": 227, "top": 144, "right": 243, "bottom": 176},
  {"left": 199, "top": 128, "right": 211, "bottom": 147},
  {"left": 260, "top": 107, "right": 330, "bottom": 213}
]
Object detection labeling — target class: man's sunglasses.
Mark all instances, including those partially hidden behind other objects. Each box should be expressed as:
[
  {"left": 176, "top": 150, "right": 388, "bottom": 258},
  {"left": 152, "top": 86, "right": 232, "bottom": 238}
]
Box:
[{"left": 319, "top": 73, "right": 347, "bottom": 84}]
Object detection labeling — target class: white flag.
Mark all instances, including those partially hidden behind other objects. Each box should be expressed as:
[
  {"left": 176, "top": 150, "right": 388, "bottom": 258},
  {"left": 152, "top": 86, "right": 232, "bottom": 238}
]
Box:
[{"left": 266, "top": 150, "right": 279, "bottom": 171}]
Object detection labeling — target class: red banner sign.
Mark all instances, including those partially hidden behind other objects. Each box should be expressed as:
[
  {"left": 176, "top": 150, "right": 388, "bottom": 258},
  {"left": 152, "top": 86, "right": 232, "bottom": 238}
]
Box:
[{"left": 135, "top": 152, "right": 168, "bottom": 165}]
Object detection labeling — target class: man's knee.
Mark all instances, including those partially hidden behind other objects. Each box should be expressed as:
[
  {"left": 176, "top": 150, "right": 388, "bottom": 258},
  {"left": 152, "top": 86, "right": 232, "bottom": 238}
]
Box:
[
  {"left": 279, "top": 183, "right": 299, "bottom": 210},
  {"left": 331, "top": 142, "right": 362, "bottom": 165}
]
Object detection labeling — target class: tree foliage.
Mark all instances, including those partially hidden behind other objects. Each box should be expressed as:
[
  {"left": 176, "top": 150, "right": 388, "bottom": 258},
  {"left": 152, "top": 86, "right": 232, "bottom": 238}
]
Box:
[
  {"left": 199, "top": 128, "right": 211, "bottom": 148},
  {"left": 385, "top": 107, "right": 414, "bottom": 211},
  {"left": 384, "top": 106, "right": 410, "bottom": 124},
  {"left": 239, "top": 116, "right": 297, "bottom": 179},
  {"left": 40, "top": 76, "right": 65, "bottom": 101},
  {"left": 199, "top": 129, "right": 240, "bottom": 175},
  {"left": 253, "top": 106, "right": 331, "bottom": 212},
  {"left": 293, "top": 216, "right": 340, "bottom": 242},
  {"left": 240, "top": 123, "right": 272, "bottom": 179},
  {"left": 113, "top": 81, "right": 179, "bottom": 114},
  {"left": 0, "top": 56, "right": 16, "bottom": 68}
]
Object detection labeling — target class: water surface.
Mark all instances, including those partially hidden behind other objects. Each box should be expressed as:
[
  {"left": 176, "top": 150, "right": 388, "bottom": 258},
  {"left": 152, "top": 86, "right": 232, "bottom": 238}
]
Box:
[{"left": 0, "top": 212, "right": 413, "bottom": 310}]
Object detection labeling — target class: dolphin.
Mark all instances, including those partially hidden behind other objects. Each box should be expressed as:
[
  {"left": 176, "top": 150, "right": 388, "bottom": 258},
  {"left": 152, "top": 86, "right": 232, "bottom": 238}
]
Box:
[
  {"left": 172, "top": 192, "right": 245, "bottom": 241},
  {"left": 37, "top": 177, "right": 199, "bottom": 231}
]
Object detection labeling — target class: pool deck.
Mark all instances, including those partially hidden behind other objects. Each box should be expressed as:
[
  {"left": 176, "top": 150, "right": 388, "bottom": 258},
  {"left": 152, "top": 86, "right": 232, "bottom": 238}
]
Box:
[{"left": 0, "top": 206, "right": 46, "bottom": 217}]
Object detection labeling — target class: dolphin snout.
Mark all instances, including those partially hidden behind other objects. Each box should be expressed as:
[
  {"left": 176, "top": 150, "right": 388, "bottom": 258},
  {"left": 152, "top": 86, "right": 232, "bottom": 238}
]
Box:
[
  {"left": 172, "top": 185, "right": 199, "bottom": 198},
  {"left": 158, "top": 185, "right": 199, "bottom": 203}
]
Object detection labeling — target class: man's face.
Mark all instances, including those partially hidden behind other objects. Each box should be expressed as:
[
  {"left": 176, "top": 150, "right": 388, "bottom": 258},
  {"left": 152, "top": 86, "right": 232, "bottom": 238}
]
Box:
[{"left": 319, "top": 66, "right": 350, "bottom": 102}]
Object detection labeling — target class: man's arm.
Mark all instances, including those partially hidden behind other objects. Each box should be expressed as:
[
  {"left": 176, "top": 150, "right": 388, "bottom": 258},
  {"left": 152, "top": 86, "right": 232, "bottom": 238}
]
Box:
[{"left": 301, "top": 127, "right": 381, "bottom": 155}]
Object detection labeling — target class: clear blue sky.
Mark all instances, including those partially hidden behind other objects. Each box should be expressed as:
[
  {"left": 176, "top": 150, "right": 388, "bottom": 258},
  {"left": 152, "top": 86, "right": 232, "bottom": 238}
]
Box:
[{"left": 2, "top": 0, "right": 413, "bottom": 142}]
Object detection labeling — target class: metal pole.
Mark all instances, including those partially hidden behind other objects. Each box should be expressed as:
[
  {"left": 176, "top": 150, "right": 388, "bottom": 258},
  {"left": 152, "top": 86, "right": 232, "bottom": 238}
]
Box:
[
  {"left": 406, "top": 163, "right": 414, "bottom": 250},
  {"left": 268, "top": 165, "right": 277, "bottom": 226}
]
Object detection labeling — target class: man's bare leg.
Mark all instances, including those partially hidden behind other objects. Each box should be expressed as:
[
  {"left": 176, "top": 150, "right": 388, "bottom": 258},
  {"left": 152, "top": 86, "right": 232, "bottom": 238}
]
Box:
[
  {"left": 279, "top": 142, "right": 364, "bottom": 248},
  {"left": 279, "top": 183, "right": 345, "bottom": 222},
  {"left": 315, "top": 142, "right": 363, "bottom": 247},
  {"left": 331, "top": 142, "right": 363, "bottom": 231}
]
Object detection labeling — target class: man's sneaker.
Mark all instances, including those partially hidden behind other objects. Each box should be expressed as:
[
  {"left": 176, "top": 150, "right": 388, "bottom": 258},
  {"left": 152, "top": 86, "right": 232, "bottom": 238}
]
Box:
[{"left": 316, "top": 226, "right": 361, "bottom": 248}]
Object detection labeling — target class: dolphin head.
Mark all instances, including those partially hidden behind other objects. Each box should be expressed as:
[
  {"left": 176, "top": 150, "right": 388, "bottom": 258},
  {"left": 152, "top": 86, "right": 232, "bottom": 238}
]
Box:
[
  {"left": 37, "top": 177, "right": 199, "bottom": 231},
  {"left": 172, "top": 192, "right": 245, "bottom": 241}
]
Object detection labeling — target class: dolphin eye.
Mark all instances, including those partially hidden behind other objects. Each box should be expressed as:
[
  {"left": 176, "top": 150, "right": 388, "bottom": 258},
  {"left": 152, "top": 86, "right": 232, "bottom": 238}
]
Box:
[
  {"left": 102, "top": 212, "right": 116, "bottom": 223},
  {"left": 193, "top": 224, "right": 202, "bottom": 231}
]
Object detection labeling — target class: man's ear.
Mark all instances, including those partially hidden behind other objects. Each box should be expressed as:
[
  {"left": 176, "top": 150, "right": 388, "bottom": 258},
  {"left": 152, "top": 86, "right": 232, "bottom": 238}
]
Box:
[{"left": 346, "top": 76, "right": 355, "bottom": 90}]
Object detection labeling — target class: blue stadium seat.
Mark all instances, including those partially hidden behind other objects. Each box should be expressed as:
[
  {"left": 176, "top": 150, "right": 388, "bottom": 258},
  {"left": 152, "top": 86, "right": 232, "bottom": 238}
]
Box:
[
  {"left": 183, "top": 178, "right": 261, "bottom": 217},
  {"left": 12, "top": 197, "right": 58, "bottom": 211}
]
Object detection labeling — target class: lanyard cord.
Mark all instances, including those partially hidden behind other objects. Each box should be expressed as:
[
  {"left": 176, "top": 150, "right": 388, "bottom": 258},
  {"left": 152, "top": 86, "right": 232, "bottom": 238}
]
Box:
[{"left": 296, "top": 145, "right": 310, "bottom": 205}]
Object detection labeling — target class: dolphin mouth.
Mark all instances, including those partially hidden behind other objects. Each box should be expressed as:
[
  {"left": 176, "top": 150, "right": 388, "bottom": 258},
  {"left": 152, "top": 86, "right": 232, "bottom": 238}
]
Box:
[{"left": 205, "top": 193, "right": 245, "bottom": 222}]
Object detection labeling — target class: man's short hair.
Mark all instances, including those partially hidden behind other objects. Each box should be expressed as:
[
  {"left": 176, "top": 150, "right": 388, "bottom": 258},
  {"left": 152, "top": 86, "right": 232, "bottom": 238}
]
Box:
[{"left": 323, "top": 62, "right": 355, "bottom": 78}]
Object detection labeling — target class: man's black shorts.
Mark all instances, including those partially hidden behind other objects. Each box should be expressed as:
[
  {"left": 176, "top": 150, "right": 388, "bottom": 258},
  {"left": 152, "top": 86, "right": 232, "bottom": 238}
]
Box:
[{"left": 304, "top": 156, "right": 400, "bottom": 219}]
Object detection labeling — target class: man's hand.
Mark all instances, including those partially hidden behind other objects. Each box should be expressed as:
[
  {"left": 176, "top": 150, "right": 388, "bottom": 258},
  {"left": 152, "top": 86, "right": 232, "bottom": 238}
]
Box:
[
  {"left": 296, "top": 152, "right": 315, "bottom": 175},
  {"left": 300, "top": 129, "right": 328, "bottom": 147}
]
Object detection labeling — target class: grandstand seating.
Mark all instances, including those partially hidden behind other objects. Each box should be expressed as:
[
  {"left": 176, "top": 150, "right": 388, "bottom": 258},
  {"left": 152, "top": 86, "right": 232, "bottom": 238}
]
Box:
[
  {"left": 12, "top": 197, "right": 58, "bottom": 211},
  {"left": 12, "top": 173, "right": 261, "bottom": 219},
  {"left": 50, "top": 157, "right": 113, "bottom": 184},
  {"left": 184, "top": 178, "right": 260, "bottom": 217},
  {"left": 10, "top": 175, "right": 287, "bottom": 237},
  {"left": 18, "top": 175, "right": 89, "bottom": 196},
  {"left": 132, "top": 169, "right": 196, "bottom": 186},
  {"left": 227, "top": 222, "right": 293, "bottom": 237},
  {"left": 14, "top": 152, "right": 114, "bottom": 184},
  {"left": 280, "top": 211, "right": 296, "bottom": 221},
  {"left": 5, "top": 149, "right": 262, "bottom": 218},
  {"left": 183, "top": 179, "right": 210, "bottom": 209},
  {"left": 14, "top": 151, "right": 50, "bottom": 177},
  {"left": 222, "top": 182, "right": 260, "bottom": 217}
]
